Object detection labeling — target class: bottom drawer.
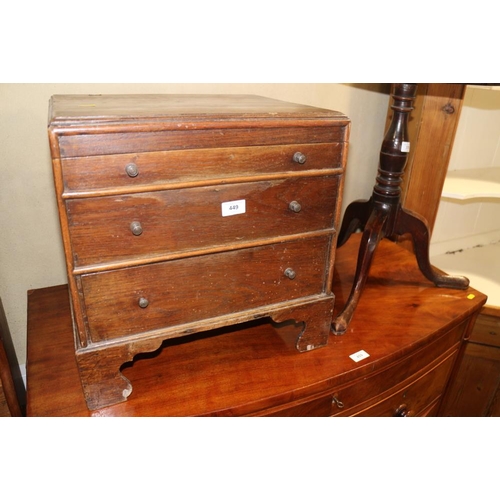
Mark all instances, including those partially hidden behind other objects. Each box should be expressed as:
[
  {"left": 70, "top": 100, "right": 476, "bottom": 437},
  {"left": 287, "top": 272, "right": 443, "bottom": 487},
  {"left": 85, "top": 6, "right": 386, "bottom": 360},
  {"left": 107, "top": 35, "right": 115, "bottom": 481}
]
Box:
[
  {"left": 81, "top": 236, "right": 330, "bottom": 342},
  {"left": 351, "top": 351, "right": 457, "bottom": 417}
]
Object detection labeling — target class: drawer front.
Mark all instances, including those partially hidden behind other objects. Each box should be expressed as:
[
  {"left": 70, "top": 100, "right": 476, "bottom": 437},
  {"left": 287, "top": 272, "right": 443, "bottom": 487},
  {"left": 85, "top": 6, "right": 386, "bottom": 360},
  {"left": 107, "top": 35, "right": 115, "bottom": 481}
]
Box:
[
  {"left": 260, "top": 396, "right": 333, "bottom": 417},
  {"left": 57, "top": 126, "right": 347, "bottom": 158},
  {"left": 352, "top": 352, "right": 457, "bottom": 417},
  {"left": 329, "top": 320, "right": 466, "bottom": 416},
  {"left": 254, "top": 345, "right": 459, "bottom": 417},
  {"left": 61, "top": 143, "right": 344, "bottom": 194},
  {"left": 469, "top": 311, "right": 500, "bottom": 348},
  {"left": 81, "top": 236, "right": 331, "bottom": 342},
  {"left": 419, "top": 401, "right": 441, "bottom": 416},
  {"left": 67, "top": 176, "right": 339, "bottom": 268}
]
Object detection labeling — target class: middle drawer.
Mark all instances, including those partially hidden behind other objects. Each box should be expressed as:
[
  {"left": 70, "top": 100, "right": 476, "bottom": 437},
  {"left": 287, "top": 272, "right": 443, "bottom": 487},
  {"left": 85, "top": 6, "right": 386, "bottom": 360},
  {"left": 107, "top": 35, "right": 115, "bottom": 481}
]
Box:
[{"left": 67, "top": 176, "right": 339, "bottom": 269}]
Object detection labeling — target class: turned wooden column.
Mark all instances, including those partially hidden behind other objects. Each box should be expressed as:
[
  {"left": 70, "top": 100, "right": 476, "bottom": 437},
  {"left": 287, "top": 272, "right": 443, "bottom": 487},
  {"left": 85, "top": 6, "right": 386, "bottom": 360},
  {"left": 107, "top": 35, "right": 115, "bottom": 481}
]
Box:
[{"left": 332, "top": 83, "right": 469, "bottom": 335}]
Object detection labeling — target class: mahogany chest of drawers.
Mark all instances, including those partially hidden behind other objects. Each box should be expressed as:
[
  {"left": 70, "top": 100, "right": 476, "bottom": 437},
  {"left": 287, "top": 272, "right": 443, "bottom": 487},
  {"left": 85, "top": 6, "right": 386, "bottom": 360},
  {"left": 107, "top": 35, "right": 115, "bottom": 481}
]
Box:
[{"left": 47, "top": 94, "right": 350, "bottom": 410}]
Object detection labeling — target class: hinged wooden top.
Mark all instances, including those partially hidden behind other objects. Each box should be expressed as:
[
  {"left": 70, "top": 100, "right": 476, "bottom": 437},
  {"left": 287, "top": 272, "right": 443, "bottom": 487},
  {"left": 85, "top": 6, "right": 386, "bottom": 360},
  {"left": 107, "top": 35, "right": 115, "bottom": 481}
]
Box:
[{"left": 48, "top": 94, "right": 349, "bottom": 127}]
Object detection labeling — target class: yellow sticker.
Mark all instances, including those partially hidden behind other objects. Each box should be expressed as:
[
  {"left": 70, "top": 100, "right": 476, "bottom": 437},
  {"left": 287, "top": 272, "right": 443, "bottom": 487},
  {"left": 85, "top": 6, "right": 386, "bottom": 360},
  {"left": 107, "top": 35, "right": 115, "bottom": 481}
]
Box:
[{"left": 467, "top": 294, "right": 475, "bottom": 300}]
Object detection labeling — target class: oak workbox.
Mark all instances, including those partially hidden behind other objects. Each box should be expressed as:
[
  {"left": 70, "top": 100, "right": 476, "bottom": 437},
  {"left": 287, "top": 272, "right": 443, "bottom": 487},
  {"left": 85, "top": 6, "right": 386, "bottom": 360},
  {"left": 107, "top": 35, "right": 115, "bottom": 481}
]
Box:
[
  {"left": 26, "top": 235, "right": 486, "bottom": 417},
  {"left": 47, "top": 94, "right": 350, "bottom": 410}
]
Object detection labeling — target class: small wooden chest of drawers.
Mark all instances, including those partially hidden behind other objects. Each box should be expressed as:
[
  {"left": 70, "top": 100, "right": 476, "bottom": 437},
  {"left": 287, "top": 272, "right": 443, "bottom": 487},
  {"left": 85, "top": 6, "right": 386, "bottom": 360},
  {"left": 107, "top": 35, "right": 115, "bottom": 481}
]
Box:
[{"left": 47, "top": 94, "right": 350, "bottom": 410}]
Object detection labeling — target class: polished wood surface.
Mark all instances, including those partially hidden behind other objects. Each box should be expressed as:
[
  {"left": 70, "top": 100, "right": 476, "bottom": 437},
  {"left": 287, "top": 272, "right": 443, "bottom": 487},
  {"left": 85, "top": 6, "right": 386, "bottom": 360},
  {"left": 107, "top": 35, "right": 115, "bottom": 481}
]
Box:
[
  {"left": 0, "top": 298, "right": 23, "bottom": 417},
  {"left": 26, "top": 234, "right": 486, "bottom": 417},
  {"left": 48, "top": 94, "right": 350, "bottom": 409}
]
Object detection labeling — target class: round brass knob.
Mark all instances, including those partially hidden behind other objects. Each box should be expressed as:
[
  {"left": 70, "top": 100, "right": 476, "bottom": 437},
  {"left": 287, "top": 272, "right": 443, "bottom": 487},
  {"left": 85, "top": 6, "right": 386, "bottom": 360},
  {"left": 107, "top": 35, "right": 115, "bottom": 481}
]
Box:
[
  {"left": 130, "top": 221, "right": 143, "bottom": 236},
  {"left": 292, "top": 152, "right": 307, "bottom": 164},
  {"left": 289, "top": 201, "right": 302, "bottom": 213},
  {"left": 394, "top": 404, "right": 409, "bottom": 417},
  {"left": 284, "top": 268, "right": 296, "bottom": 280},
  {"left": 138, "top": 297, "right": 149, "bottom": 308},
  {"left": 125, "top": 163, "right": 139, "bottom": 177}
]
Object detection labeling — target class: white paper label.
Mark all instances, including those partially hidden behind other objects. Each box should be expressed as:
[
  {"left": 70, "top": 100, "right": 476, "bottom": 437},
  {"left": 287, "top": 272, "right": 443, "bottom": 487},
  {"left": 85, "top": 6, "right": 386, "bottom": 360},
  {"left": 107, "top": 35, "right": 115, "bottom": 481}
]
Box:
[
  {"left": 221, "top": 199, "right": 246, "bottom": 217},
  {"left": 349, "top": 350, "right": 370, "bottom": 362},
  {"left": 401, "top": 141, "right": 410, "bottom": 153}
]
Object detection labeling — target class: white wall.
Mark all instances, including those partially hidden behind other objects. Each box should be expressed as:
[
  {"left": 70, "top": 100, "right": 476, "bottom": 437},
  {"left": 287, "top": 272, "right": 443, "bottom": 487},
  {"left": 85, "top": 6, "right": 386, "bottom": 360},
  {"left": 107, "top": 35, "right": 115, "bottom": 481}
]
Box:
[{"left": 0, "top": 83, "right": 390, "bottom": 368}]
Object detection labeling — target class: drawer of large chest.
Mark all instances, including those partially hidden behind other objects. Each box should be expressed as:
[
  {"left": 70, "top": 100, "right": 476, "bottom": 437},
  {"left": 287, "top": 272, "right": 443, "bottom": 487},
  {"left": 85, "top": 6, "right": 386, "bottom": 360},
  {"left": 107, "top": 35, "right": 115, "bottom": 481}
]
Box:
[
  {"left": 60, "top": 143, "right": 343, "bottom": 194},
  {"left": 329, "top": 321, "right": 466, "bottom": 416},
  {"left": 80, "top": 235, "right": 331, "bottom": 342},
  {"left": 67, "top": 176, "right": 339, "bottom": 268},
  {"left": 351, "top": 351, "right": 457, "bottom": 417},
  {"left": 257, "top": 320, "right": 466, "bottom": 417}
]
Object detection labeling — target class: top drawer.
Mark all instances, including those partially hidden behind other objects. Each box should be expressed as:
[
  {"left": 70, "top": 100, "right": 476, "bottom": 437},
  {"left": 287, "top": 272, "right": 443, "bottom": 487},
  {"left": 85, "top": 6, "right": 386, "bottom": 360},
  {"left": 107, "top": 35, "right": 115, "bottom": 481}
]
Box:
[
  {"left": 60, "top": 143, "right": 344, "bottom": 195},
  {"left": 55, "top": 124, "right": 347, "bottom": 158}
]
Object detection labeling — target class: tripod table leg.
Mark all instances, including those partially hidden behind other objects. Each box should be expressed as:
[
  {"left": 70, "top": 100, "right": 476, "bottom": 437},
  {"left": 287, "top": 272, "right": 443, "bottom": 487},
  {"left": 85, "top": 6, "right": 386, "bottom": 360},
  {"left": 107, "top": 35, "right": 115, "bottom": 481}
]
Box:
[
  {"left": 332, "top": 208, "right": 388, "bottom": 335},
  {"left": 395, "top": 207, "right": 470, "bottom": 290}
]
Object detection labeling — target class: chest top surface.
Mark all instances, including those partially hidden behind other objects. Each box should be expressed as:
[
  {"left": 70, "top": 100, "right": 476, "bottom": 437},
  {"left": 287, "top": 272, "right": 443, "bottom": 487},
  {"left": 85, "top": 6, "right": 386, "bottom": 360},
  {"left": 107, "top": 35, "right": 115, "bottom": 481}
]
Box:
[{"left": 48, "top": 94, "right": 348, "bottom": 127}]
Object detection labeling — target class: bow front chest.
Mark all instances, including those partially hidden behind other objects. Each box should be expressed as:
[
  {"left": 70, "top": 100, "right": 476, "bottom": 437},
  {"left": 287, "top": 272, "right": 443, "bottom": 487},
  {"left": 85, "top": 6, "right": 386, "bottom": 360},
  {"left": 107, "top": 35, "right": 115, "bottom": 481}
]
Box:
[{"left": 48, "top": 94, "right": 350, "bottom": 410}]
